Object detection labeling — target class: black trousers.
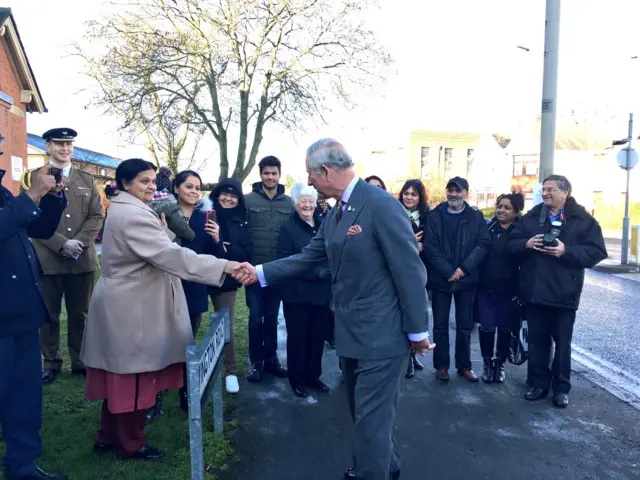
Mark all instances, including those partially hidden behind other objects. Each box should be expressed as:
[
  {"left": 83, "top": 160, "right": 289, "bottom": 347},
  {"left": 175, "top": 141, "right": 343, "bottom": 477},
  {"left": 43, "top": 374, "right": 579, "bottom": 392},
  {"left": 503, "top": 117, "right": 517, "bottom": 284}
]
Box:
[
  {"left": 431, "top": 288, "right": 475, "bottom": 371},
  {"left": 526, "top": 304, "right": 576, "bottom": 394},
  {"left": 282, "top": 302, "right": 330, "bottom": 391},
  {"left": 245, "top": 284, "right": 281, "bottom": 365}
]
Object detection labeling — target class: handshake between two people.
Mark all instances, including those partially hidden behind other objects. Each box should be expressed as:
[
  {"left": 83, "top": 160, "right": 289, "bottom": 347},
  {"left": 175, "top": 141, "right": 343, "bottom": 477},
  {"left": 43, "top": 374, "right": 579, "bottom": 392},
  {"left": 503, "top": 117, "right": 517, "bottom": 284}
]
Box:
[
  {"left": 221, "top": 261, "right": 436, "bottom": 355},
  {"left": 223, "top": 261, "right": 259, "bottom": 285}
]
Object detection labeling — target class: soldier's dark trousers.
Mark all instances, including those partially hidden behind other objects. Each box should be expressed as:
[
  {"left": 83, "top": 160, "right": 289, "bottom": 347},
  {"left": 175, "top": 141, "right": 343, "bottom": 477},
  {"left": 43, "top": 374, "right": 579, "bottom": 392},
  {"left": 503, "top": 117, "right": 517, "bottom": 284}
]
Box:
[
  {"left": 0, "top": 329, "right": 43, "bottom": 478},
  {"left": 40, "top": 272, "right": 94, "bottom": 371},
  {"left": 526, "top": 304, "right": 576, "bottom": 394}
]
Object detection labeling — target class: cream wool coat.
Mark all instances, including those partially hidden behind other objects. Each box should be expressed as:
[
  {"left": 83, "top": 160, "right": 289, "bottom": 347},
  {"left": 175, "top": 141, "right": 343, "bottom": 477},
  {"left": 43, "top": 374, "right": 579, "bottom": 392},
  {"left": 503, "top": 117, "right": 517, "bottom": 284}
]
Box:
[{"left": 80, "top": 191, "right": 228, "bottom": 374}]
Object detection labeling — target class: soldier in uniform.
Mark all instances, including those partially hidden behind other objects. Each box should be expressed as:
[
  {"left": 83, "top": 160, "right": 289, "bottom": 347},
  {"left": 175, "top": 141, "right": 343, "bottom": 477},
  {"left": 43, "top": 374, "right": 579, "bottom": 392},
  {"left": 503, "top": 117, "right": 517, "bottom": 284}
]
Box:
[
  {"left": 0, "top": 161, "right": 69, "bottom": 479},
  {"left": 21, "top": 128, "right": 104, "bottom": 384}
]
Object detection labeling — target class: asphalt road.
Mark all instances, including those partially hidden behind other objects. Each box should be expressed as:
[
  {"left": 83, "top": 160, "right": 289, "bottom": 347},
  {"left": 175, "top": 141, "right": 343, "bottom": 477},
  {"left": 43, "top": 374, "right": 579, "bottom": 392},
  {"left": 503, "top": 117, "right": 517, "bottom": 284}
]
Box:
[
  {"left": 219, "top": 292, "right": 640, "bottom": 480},
  {"left": 573, "top": 270, "right": 640, "bottom": 407}
]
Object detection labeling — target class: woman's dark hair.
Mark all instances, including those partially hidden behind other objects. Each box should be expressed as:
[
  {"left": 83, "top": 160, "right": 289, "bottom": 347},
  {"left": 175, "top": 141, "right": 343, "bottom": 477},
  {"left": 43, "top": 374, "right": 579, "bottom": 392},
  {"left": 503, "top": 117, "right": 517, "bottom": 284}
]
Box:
[
  {"left": 173, "top": 170, "right": 203, "bottom": 194},
  {"left": 104, "top": 158, "right": 156, "bottom": 199},
  {"left": 365, "top": 175, "right": 387, "bottom": 191},
  {"left": 398, "top": 179, "right": 429, "bottom": 216},
  {"left": 258, "top": 155, "right": 281, "bottom": 173},
  {"left": 496, "top": 192, "right": 525, "bottom": 213}
]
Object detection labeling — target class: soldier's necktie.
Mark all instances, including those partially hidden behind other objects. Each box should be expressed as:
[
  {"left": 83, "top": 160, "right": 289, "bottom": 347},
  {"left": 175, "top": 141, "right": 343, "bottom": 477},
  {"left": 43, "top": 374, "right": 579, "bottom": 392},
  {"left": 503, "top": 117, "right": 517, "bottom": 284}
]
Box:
[{"left": 336, "top": 200, "right": 345, "bottom": 223}]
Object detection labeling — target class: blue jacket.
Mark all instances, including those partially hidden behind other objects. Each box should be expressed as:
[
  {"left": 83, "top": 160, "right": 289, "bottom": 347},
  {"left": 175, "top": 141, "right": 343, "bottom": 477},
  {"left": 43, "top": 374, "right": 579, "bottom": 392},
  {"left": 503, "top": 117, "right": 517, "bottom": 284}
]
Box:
[
  {"left": 0, "top": 183, "right": 67, "bottom": 337},
  {"left": 180, "top": 208, "right": 226, "bottom": 316}
]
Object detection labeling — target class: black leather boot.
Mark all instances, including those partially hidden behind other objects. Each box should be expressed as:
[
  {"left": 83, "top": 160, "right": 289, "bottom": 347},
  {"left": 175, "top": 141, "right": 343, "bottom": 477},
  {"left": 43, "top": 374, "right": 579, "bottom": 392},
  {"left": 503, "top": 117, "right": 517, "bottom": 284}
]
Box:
[
  {"left": 481, "top": 358, "right": 494, "bottom": 383},
  {"left": 492, "top": 358, "right": 506, "bottom": 383},
  {"left": 478, "top": 326, "right": 496, "bottom": 360},
  {"left": 146, "top": 392, "right": 163, "bottom": 424}
]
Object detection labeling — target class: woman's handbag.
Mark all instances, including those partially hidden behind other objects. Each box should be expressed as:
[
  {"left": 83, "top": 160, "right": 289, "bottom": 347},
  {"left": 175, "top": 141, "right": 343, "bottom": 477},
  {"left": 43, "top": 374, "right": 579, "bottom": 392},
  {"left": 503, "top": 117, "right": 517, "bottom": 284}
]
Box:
[{"left": 508, "top": 301, "right": 528, "bottom": 365}]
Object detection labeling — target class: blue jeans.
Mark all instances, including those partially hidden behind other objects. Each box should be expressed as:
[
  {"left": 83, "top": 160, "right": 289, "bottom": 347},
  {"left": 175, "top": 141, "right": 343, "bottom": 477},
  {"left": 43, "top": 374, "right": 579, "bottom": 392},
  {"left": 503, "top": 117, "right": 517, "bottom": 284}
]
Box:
[
  {"left": 0, "top": 329, "right": 42, "bottom": 478},
  {"left": 245, "top": 284, "right": 281, "bottom": 366}
]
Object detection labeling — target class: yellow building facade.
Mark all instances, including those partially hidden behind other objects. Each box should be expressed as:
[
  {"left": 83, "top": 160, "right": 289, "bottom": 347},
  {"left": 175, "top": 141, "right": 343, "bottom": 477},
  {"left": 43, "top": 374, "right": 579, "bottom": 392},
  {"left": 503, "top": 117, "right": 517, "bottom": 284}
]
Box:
[{"left": 409, "top": 131, "right": 481, "bottom": 181}]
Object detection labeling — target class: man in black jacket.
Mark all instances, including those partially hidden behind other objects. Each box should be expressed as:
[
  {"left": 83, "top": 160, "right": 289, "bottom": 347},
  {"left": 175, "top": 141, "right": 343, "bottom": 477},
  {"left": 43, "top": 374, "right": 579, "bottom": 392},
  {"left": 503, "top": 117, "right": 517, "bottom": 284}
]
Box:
[
  {"left": 424, "top": 177, "right": 491, "bottom": 382},
  {"left": 509, "top": 175, "right": 607, "bottom": 408}
]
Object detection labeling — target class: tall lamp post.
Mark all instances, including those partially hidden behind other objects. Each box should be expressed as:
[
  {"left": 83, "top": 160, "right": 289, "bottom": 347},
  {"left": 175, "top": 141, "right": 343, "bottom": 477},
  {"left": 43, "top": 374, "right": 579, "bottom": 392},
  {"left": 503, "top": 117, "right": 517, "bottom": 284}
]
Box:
[
  {"left": 538, "top": 0, "right": 562, "bottom": 183},
  {"left": 615, "top": 114, "right": 639, "bottom": 264}
]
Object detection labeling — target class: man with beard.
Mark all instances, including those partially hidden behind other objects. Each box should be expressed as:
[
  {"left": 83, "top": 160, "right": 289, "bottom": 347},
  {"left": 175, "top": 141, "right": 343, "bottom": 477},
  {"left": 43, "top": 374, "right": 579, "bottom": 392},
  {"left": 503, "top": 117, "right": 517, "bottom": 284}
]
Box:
[
  {"left": 424, "top": 176, "right": 491, "bottom": 382},
  {"left": 244, "top": 156, "right": 294, "bottom": 382}
]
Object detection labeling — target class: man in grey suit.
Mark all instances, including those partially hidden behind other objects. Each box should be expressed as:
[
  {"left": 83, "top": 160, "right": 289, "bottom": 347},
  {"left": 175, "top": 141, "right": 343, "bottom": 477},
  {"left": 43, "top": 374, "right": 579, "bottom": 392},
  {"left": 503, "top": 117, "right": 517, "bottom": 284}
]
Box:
[{"left": 234, "top": 139, "right": 434, "bottom": 480}]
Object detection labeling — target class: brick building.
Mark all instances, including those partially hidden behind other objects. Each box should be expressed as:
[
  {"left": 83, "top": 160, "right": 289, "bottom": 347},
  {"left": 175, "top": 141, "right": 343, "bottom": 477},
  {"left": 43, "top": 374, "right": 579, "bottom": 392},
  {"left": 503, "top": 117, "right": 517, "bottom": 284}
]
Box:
[{"left": 0, "top": 8, "right": 46, "bottom": 195}]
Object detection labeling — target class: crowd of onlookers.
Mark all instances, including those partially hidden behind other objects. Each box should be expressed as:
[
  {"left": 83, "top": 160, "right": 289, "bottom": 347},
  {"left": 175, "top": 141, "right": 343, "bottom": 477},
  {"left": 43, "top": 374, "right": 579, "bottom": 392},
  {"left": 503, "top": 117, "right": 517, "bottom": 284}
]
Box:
[{"left": 0, "top": 127, "right": 608, "bottom": 479}]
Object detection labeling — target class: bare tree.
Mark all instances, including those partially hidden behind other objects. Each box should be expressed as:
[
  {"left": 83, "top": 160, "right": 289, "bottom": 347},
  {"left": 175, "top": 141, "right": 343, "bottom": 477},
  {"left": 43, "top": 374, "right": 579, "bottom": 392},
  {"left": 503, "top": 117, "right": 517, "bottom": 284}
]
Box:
[{"left": 77, "top": 0, "right": 392, "bottom": 181}]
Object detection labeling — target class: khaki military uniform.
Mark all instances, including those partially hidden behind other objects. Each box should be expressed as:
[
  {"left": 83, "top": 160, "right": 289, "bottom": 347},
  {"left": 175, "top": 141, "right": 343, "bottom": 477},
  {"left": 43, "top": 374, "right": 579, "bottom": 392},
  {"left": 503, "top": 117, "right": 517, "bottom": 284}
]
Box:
[{"left": 21, "top": 166, "right": 104, "bottom": 373}]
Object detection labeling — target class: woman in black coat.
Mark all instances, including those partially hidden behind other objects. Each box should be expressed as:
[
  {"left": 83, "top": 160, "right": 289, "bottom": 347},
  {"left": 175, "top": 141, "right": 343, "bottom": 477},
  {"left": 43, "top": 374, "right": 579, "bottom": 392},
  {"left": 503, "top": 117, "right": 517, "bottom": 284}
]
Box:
[
  {"left": 274, "top": 182, "right": 332, "bottom": 398},
  {"left": 398, "top": 179, "right": 430, "bottom": 379},
  {"left": 149, "top": 169, "right": 226, "bottom": 419},
  {"left": 476, "top": 193, "right": 524, "bottom": 384},
  {"left": 208, "top": 178, "right": 254, "bottom": 395}
]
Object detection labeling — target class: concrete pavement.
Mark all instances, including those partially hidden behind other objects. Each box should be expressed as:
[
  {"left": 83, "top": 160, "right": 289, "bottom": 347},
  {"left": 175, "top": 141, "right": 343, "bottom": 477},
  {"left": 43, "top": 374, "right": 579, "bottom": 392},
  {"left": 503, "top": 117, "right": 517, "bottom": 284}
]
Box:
[{"left": 219, "top": 307, "right": 640, "bottom": 480}]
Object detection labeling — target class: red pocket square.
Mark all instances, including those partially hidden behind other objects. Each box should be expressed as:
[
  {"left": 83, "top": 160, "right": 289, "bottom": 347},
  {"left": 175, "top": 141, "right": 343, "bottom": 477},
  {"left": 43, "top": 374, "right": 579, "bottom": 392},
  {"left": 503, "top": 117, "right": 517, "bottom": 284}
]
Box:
[{"left": 347, "top": 225, "right": 363, "bottom": 237}]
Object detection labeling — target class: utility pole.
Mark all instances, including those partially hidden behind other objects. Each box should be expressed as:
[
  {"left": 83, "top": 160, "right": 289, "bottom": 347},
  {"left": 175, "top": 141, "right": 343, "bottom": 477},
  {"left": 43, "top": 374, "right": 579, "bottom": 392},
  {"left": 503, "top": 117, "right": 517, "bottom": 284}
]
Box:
[
  {"left": 622, "top": 113, "right": 634, "bottom": 264},
  {"left": 538, "top": 0, "right": 561, "bottom": 182}
]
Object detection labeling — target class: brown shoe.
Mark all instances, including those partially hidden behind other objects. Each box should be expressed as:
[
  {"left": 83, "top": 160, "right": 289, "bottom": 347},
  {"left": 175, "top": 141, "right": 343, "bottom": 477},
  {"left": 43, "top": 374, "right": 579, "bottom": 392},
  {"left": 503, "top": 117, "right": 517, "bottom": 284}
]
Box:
[
  {"left": 435, "top": 369, "right": 450, "bottom": 381},
  {"left": 458, "top": 369, "right": 479, "bottom": 382}
]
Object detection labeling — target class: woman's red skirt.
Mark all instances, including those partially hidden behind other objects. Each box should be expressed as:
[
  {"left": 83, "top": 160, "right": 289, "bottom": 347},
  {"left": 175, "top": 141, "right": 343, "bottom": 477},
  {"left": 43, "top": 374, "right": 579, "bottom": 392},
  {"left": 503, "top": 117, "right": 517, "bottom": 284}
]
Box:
[{"left": 85, "top": 363, "right": 184, "bottom": 414}]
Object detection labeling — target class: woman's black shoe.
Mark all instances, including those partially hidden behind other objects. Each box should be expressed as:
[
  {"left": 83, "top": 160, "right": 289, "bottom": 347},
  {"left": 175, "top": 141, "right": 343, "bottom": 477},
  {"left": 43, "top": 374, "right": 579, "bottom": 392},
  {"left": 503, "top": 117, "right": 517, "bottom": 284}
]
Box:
[
  {"left": 412, "top": 352, "right": 424, "bottom": 370},
  {"left": 524, "top": 387, "right": 549, "bottom": 401},
  {"left": 125, "top": 444, "right": 164, "bottom": 460},
  {"left": 293, "top": 387, "right": 309, "bottom": 398},
  {"left": 145, "top": 392, "right": 163, "bottom": 424},
  {"left": 481, "top": 358, "right": 493, "bottom": 383},
  {"left": 493, "top": 359, "right": 506, "bottom": 383}
]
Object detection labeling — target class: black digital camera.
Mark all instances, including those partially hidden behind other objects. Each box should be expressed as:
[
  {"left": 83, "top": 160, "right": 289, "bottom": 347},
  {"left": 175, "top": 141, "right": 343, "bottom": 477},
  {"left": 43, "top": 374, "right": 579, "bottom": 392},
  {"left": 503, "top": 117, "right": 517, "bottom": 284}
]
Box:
[{"left": 542, "top": 220, "right": 562, "bottom": 247}]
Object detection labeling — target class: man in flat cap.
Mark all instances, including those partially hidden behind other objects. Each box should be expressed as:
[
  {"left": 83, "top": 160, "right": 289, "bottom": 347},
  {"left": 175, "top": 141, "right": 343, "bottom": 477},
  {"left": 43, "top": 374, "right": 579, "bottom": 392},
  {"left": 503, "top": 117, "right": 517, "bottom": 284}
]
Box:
[{"left": 21, "top": 128, "right": 104, "bottom": 385}]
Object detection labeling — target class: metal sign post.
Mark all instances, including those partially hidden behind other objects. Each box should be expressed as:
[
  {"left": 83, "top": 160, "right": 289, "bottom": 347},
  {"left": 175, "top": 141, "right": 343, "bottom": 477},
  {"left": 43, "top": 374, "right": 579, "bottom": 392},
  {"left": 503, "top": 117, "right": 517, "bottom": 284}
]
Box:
[
  {"left": 186, "top": 309, "right": 230, "bottom": 480},
  {"left": 616, "top": 114, "right": 637, "bottom": 265}
]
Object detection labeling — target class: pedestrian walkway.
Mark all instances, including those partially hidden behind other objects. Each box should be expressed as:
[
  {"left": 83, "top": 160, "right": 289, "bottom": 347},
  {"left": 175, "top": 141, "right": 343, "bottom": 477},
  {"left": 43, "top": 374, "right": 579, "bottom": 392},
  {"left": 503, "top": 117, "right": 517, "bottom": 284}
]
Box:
[{"left": 220, "top": 311, "right": 640, "bottom": 480}]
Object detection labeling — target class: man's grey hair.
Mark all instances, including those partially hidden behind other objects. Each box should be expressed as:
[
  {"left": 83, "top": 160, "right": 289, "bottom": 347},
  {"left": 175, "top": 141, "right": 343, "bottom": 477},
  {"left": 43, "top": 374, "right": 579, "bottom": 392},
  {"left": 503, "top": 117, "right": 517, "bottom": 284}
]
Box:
[
  {"left": 306, "top": 138, "right": 355, "bottom": 173},
  {"left": 290, "top": 181, "right": 318, "bottom": 206},
  {"left": 543, "top": 174, "right": 572, "bottom": 197}
]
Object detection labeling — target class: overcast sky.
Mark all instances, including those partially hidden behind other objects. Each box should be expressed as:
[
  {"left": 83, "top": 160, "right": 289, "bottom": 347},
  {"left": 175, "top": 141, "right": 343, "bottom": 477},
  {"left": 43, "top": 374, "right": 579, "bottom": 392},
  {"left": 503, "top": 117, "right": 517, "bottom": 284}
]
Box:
[{"left": 10, "top": 0, "right": 640, "bottom": 181}]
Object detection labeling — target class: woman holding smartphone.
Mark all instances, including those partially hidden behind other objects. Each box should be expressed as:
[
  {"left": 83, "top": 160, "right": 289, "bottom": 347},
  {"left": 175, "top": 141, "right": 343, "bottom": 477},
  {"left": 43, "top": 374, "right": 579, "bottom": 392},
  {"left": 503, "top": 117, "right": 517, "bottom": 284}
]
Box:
[{"left": 147, "top": 169, "right": 226, "bottom": 419}]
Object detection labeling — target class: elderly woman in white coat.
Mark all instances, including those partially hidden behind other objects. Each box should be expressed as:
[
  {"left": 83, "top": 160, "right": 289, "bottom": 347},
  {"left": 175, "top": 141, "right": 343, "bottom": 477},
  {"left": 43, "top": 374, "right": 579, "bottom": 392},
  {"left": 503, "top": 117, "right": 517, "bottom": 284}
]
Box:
[{"left": 80, "top": 159, "right": 239, "bottom": 461}]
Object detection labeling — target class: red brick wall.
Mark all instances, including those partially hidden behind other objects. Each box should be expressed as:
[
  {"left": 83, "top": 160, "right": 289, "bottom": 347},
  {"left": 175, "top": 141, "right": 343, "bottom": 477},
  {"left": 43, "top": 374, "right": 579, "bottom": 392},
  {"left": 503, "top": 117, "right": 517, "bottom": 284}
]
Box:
[{"left": 0, "top": 37, "right": 29, "bottom": 196}]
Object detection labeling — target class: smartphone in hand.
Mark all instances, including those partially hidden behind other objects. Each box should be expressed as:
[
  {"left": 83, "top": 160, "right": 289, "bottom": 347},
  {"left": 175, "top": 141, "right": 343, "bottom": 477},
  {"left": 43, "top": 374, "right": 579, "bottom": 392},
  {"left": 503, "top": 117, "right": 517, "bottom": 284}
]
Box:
[
  {"left": 48, "top": 167, "right": 63, "bottom": 184},
  {"left": 206, "top": 210, "right": 216, "bottom": 224}
]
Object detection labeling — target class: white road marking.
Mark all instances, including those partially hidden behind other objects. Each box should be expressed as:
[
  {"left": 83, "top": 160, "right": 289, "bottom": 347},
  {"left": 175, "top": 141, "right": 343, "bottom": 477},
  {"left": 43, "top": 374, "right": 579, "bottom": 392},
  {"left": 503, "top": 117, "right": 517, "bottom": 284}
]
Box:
[{"left": 572, "top": 344, "right": 640, "bottom": 412}]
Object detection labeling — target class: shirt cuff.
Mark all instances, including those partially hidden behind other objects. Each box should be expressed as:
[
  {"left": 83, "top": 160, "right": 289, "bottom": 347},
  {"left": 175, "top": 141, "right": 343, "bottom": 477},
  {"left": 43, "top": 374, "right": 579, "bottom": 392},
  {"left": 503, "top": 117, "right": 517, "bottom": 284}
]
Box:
[
  {"left": 256, "top": 265, "right": 268, "bottom": 287},
  {"left": 408, "top": 332, "right": 429, "bottom": 342}
]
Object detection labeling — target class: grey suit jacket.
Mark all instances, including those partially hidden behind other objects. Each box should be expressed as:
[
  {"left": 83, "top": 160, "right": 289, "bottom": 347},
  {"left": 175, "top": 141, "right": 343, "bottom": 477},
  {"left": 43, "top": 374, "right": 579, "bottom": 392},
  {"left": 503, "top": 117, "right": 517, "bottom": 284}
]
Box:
[{"left": 262, "top": 179, "right": 428, "bottom": 360}]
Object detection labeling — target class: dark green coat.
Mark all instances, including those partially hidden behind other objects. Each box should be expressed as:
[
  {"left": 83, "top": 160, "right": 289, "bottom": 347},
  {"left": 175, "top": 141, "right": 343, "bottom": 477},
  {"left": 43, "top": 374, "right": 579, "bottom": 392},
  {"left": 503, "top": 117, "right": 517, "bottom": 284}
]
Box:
[{"left": 244, "top": 182, "right": 294, "bottom": 265}]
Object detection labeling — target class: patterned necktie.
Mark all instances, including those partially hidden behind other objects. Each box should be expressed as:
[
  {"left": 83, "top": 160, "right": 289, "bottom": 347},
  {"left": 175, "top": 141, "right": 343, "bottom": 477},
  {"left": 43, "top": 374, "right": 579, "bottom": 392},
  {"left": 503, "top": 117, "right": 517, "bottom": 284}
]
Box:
[{"left": 336, "top": 200, "right": 345, "bottom": 223}]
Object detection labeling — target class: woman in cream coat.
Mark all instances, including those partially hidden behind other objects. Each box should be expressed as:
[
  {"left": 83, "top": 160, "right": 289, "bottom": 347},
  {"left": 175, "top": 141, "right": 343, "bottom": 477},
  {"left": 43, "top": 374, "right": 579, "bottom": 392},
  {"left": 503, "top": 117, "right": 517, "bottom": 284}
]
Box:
[{"left": 80, "top": 159, "right": 238, "bottom": 461}]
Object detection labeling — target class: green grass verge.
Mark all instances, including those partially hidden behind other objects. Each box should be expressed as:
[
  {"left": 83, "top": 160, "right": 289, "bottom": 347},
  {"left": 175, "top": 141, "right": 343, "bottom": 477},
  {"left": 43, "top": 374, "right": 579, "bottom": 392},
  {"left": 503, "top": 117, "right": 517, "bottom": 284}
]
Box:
[{"left": 0, "top": 274, "right": 248, "bottom": 480}]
